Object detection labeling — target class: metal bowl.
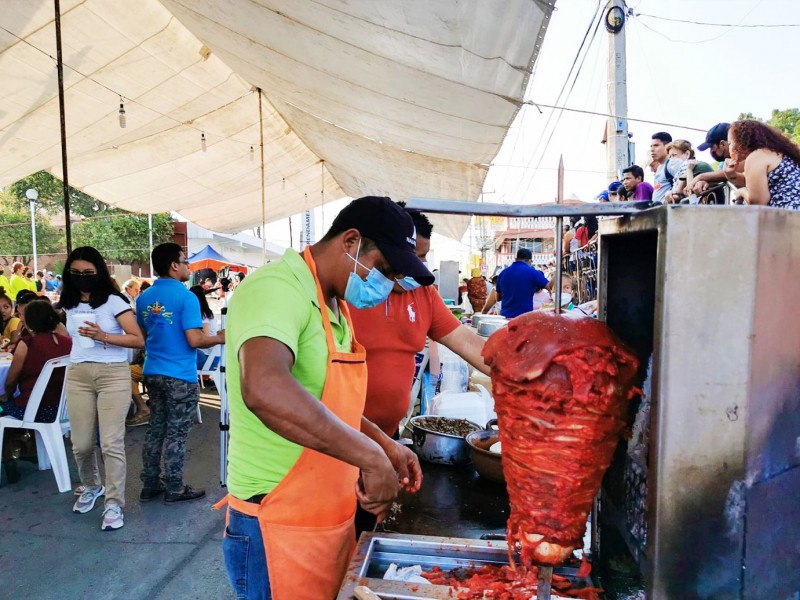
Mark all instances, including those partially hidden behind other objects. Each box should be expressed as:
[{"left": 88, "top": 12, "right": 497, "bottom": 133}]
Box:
[
  {"left": 471, "top": 314, "right": 500, "bottom": 329},
  {"left": 408, "top": 416, "right": 481, "bottom": 465},
  {"left": 477, "top": 318, "right": 507, "bottom": 337},
  {"left": 465, "top": 422, "right": 504, "bottom": 483}
]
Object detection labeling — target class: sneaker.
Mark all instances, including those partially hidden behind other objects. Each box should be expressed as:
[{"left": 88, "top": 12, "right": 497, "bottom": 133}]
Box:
[
  {"left": 126, "top": 412, "right": 151, "bottom": 427},
  {"left": 101, "top": 503, "right": 124, "bottom": 531},
  {"left": 140, "top": 483, "right": 165, "bottom": 502},
  {"left": 73, "top": 485, "right": 105, "bottom": 513},
  {"left": 164, "top": 485, "right": 206, "bottom": 504}
]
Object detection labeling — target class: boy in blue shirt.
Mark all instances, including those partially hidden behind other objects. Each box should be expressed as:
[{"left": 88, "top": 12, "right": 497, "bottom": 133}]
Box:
[{"left": 137, "top": 243, "right": 225, "bottom": 504}]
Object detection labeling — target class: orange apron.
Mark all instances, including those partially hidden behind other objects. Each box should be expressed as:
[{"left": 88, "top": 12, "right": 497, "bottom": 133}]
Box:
[{"left": 215, "top": 247, "right": 367, "bottom": 599}]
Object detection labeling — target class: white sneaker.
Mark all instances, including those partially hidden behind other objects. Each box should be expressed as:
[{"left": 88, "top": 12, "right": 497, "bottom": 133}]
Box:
[
  {"left": 72, "top": 485, "right": 105, "bottom": 513},
  {"left": 101, "top": 503, "right": 124, "bottom": 531}
]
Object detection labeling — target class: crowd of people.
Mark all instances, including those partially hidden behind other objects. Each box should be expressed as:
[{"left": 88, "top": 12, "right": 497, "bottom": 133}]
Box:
[
  {"left": 1, "top": 173, "right": 798, "bottom": 598},
  {"left": 594, "top": 119, "right": 800, "bottom": 211},
  {"left": 0, "top": 243, "right": 225, "bottom": 533}
]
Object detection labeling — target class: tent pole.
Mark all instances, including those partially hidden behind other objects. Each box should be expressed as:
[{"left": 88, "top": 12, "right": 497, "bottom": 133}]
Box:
[
  {"left": 257, "top": 87, "right": 267, "bottom": 260},
  {"left": 54, "top": 0, "right": 72, "bottom": 253},
  {"left": 320, "top": 160, "right": 325, "bottom": 233},
  {"left": 148, "top": 213, "right": 153, "bottom": 258}
]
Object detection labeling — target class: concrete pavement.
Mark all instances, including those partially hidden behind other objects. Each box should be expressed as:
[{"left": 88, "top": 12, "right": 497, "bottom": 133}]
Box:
[{"left": 0, "top": 394, "right": 235, "bottom": 600}]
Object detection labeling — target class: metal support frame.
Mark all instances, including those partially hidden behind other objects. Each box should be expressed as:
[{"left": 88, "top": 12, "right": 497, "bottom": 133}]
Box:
[
  {"left": 405, "top": 198, "right": 652, "bottom": 219},
  {"left": 218, "top": 306, "right": 229, "bottom": 487}
]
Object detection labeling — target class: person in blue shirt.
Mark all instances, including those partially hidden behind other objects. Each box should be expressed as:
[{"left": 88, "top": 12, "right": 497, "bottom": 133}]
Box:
[
  {"left": 44, "top": 271, "right": 59, "bottom": 292},
  {"left": 136, "top": 243, "right": 225, "bottom": 504},
  {"left": 482, "top": 248, "right": 549, "bottom": 319}
]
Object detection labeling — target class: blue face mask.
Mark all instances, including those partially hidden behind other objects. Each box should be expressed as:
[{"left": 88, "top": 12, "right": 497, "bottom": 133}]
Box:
[
  {"left": 395, "top": 276, "right": 421, "bottom": 292},
  {"left": 343, "top": 241, "right": 395, "bottom": 309}
]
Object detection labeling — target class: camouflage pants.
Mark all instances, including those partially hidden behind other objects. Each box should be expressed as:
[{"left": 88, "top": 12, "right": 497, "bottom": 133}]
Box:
[{"left": 140, "top": 375, "right": 199, "bottom": 492}]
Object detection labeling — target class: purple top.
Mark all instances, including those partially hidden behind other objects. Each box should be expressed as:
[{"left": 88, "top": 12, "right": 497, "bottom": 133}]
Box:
[{"left": 634, "top": 182, "right": 654, "bottom": 200}]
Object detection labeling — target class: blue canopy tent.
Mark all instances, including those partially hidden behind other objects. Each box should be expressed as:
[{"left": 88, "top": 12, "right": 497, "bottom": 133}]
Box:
[{"left": 186, "top": 245, "right": 248, "bottom": 275}]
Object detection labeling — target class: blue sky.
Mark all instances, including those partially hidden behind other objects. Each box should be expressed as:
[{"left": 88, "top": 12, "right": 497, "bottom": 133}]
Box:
[{"left": 264, "top": 0, "right": 800, "bottom": 265}]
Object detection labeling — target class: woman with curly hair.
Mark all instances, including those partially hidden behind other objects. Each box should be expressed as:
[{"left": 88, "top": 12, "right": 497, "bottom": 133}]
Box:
[{"left": 728, "top": 119, "right": 800, "bottom": 210}]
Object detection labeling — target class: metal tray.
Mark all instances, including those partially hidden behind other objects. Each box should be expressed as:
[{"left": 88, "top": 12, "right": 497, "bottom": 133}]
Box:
[{"left": 337, "top": 532, "right": 583, "bottom": 599}]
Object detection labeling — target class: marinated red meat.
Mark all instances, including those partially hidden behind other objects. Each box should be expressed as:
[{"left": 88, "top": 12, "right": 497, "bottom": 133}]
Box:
[
  {"left": 421, "top": 565, "right": 603, "bottom": 600},
  {"left": 482, "top": 312, "right": 639, "bottom": 567}
]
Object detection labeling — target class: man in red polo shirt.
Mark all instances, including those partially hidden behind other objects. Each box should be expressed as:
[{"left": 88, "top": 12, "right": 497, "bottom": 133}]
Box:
[
  {"left": 350, "top": 205, "right": 491, "bottom": 535},
  {"left": 351, "top": 207, "right": 490, "bottom": 437}
]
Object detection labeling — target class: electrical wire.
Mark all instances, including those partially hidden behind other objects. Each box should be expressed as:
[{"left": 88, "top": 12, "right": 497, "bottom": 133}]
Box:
[
  {"left": 0, "top": 23, "right": 258, "bottom": 149},
  {"left": 509, "top": 2, "right": 604, "bottom": 201},
  {"left": 636, "top": 12, "right": 800, "bottom": 28},
  {"left": 630, "top": 15, "right": 666, "bottom": 121},
  {"left": 520, "top": 6, "right": 605, "bottom": 199},
  {"left": 522, "top": 100, "right": 708, "bottom": 132},
  {"left": 633, "top": 0, "right": 766, "bottom": 44}
]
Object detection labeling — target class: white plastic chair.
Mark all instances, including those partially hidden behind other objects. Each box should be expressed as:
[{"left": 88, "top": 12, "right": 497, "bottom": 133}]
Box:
[
  {"left": 197, "top": 345, "right": 223, "bottom": 424},
  {"left": 0, "top": 355, "right": 71, "bottom": 492}
]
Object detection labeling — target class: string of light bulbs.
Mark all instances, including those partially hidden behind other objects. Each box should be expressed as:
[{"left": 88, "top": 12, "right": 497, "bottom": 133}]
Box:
[{"left": 0, "top": 23, "right": 259, "bottom": 153}]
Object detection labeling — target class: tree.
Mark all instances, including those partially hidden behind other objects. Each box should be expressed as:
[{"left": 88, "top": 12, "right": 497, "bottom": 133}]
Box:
[
  {"left": 4, "top": 171, "right": 175, "bottom": 263},
  {"left": 737, "top": 108, "right": 800, "bottom": 145},
  {"left": 768, "top": 108, "right": 800, "bottom": 145},
  {"left": 6, "top": 171, "right": 106, "bottom": 216},
  {"left": 0, "top": 208, "right": 63, "bottom": 262},
  {"left": 72, "top": 213, "right": 174, "bottom": 263}
]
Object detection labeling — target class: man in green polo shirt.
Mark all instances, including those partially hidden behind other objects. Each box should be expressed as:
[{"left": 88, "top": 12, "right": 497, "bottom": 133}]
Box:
[{"left": 220, "top": 196, "right": 433, "bottom": 599}]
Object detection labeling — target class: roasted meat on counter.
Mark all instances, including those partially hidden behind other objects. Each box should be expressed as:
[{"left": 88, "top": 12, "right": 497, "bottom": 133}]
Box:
[{"left": 482, "top": 312, "right": 640, "bottom": 567}]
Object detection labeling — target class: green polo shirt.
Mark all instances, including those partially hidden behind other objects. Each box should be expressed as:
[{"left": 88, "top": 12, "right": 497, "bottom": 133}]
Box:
[{"left": 225, "top": 249, "right": 352, "bottom": 499}]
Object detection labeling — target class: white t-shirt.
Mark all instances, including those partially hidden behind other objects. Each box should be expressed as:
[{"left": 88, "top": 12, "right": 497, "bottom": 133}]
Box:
[
  {"left": 198, "top": 316, "right": 219, "bottom": 356},
  {"left": 65, "top": 295, "right": 133, "bottom": 364}
]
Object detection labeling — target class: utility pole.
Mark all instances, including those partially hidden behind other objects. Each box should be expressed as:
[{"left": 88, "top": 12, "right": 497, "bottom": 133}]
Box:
[{"left": 605, "top": 0, "right": 629, "bottom": 181}]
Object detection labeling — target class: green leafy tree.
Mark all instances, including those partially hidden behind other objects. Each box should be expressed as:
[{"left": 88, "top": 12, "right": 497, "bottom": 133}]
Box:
[
  {"left": 6, "top": 171, "right": 106, "bottom": 216},
  {"left": 5, "top": 171, "right": 175, "bottom": 263},
  {"left": 768, "top": 108, "right": 800, "bottom": 144},
  {"left": 0, "top": 208, "right": 63, "bottom": 262},
  {"left": 737, "top": 108, "right": 800, "bottom": 145},
  {"left": 72, "top": 213, "right": 173, "bottom": 263}
]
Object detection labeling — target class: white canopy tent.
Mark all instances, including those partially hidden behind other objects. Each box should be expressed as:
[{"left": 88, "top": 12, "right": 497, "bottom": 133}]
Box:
[{"left": 0, "top": 0, "right": 554, "bottom": 240}]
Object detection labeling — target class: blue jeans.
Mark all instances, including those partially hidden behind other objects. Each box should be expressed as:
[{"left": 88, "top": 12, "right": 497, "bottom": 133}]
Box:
[{"left": 223, "top": 507, "right": 270, "bottom": 600}]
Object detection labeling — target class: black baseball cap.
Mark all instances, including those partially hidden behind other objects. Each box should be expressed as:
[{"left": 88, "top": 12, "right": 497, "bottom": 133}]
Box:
[
  {"left": 698, "top": 123, "right": 730, "bottom": 151},
  {"left": 330, "top": 196, "right": 434, "bottom": 285}
]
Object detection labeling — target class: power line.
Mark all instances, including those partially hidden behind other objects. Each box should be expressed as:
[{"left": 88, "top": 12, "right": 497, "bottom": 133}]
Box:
[
  {"left": 522, "top": 100, "right": 708, "bottom": 132},
  {"left": 636, "top": 12, "right": 800, "bottom": 28},
  {"left": 524, "top": 6, "right": 605, "bottom": 195},
  {"left": 509, "top": 2, "right": 604, "bottom": 201},
  {"left": 633, "top": 0, "right": 766, "bottom": 44}
]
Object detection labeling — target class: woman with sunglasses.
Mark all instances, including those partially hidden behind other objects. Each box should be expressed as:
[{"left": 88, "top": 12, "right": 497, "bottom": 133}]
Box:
[{"left": 58, "top": 247, "right": 144, "bottom": 531}]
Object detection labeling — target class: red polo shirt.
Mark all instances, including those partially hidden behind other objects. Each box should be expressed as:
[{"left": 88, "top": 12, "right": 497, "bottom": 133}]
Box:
[{"left": 350, "top": 286, "right": 461, "bottom": 436}]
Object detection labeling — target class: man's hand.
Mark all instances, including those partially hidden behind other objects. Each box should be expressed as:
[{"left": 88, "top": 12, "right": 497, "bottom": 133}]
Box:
[
  {"left": 356, "top": 451, "right": 400, "bottom": 521},
  {"left": 691, "top": 178, "right": 710, "bottom": 194},
  {"left": 383, "top": 441, "right": 423, "bottom": 493}
]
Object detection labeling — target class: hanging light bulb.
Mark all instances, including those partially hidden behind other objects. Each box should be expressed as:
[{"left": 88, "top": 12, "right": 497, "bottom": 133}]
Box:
[
  {"left": 118, "top": 97, "right": 126, "bottom": 128},
  {"left": 201, "top": 132, "right": 207, "bottom": 152},
  {"left": 250, "top": 146, "right": 254, "bottom": 161}
]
